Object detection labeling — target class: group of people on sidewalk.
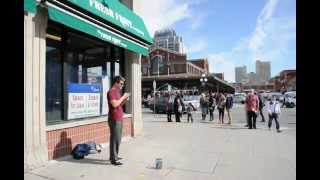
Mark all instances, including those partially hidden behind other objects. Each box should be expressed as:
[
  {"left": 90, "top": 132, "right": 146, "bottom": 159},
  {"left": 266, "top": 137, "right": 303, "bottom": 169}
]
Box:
[
  {"left": 199, "top": 92, "right": 234, "bottom": 124},
  {"left": 245, "top": 89, "right": 282, "bottom": 133},
  {"left": 165, "top": 91, "right": 234, "bottom": 124},
  {"left": 164, "top": 89, "right": 282, "bottom": 133},
  {"left": 165, "top": 93, "right": 183, "bottom": 122}
]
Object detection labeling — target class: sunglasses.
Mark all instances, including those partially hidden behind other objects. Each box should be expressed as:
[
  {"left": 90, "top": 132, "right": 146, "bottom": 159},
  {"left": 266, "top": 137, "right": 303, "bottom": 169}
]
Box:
[{"left": 119, "top": 81, "right": 125, "bottom": 86}]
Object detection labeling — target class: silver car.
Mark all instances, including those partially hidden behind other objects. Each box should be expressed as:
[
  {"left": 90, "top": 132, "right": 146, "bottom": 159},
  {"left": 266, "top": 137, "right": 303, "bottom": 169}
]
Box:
[
  {"left": 183, "top": 95, "right": 200, "bottom": 110},
  {"left": 234, "top": 93, "right": 246, "bottom": 104}
]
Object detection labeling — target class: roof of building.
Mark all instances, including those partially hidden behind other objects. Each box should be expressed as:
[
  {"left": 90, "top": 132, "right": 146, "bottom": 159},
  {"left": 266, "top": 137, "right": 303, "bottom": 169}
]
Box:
[{"left": 149, "top": 47, "right": 187, "bottom": 56}]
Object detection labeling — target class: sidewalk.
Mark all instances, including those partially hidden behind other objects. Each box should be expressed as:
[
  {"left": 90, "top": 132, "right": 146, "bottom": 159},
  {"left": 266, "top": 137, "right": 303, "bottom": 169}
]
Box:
[{"left": 25, "top": 106, "right": 296, "bottom": 180}]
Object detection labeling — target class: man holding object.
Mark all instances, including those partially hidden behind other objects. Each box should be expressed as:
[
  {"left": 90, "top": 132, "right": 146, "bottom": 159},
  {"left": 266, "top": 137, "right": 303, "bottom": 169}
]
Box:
[{"left": 107, "top": 76, "right": 130, "bottom": 166}]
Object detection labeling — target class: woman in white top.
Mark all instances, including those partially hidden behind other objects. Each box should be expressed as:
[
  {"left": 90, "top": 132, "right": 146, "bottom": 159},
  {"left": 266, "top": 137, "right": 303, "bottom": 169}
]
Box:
[{"left": 267, "top": 96, "right": 282, "bottom": 133}]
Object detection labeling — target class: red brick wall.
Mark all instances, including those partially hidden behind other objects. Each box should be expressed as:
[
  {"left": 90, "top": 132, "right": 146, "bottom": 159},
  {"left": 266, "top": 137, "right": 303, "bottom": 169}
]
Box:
[{"left": 47, "top": 117, "right": 132, "bottom": 160}]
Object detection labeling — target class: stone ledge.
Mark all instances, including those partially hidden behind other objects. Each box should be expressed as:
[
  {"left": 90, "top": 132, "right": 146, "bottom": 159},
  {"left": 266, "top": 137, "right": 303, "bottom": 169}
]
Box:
[{"left": 46, "top": 114, "right": 132, "bottom": 131}]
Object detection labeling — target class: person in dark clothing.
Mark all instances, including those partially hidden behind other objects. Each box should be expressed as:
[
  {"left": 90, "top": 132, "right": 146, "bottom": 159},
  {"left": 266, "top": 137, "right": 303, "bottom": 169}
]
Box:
[
  {"left": 217, "top": 93, "right": 226, "bottom": 124},
  {"left": 166, "top": 95, "right": 174, "bottom": 122},
  {"left": 174, "top": 94, "right": 182, "bottom": 122},
  {"left": 225, "top": 94, "right": 234, "bottom": 125},
  {"left": 200, "top": 93, "right": 209, "bottom": 120},
  {"left": 208, "top": 93, "right": 216, "bottom": 121},
  {"left": 258, "top": 93, "right": 266, "bottom": 122}
]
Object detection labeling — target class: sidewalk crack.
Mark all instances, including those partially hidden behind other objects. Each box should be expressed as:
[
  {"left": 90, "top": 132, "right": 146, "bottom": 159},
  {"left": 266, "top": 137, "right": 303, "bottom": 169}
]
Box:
[
  {"left": 25, "top": 172, "right": 56, "bottom": 180},
  {"left": 212, "top": 152, "right": 222, "bottom": 174}
]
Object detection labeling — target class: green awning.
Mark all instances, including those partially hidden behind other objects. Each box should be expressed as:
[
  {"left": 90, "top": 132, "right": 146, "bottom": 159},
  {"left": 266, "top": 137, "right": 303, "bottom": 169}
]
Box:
[
  {"left": 47, "top": 2, "right": 149, "bottom": 55},
  {"left": 24, "top": 0, "right": 37, "bottom": 14},
  {"left": 67, "top": 0, "right": 153, "bottom": 45}
]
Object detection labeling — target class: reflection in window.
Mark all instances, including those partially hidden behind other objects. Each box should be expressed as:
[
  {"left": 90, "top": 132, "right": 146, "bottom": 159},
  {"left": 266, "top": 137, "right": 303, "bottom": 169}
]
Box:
[
  {"left": 46, "top": 39, "right": 63, "bottom": 123},
  {"left": 115, "top": 62, "right": 119, "bottom": 76},
  {"left": 46, "top": 23, "right": 125, "bottom": 125}
]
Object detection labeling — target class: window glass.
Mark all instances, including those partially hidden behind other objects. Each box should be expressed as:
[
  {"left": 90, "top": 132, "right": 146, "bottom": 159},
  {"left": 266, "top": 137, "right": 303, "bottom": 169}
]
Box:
[{"left": 46, "top": 22, "right": 125, "bottom": 125}]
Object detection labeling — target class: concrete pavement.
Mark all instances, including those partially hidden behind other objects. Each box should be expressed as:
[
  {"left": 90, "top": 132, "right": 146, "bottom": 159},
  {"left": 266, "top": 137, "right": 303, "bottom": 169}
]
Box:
[{"left": 25, "top": 105, "right": 296, "bottom": 180}]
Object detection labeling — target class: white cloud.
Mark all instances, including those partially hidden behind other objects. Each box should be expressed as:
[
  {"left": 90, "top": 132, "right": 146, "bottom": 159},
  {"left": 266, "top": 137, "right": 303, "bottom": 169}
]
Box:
[
  {"left": 206, "top": 0, "right": 295, "bottom": 81},
  {"left": 136, "top": 0, "right": 209, "bottom": 36},
  {"left": 248, "top": 0, "right": 279, "bottom": 52},
  {"left": 190, "top": 12, "right": 209, "bottom": 30},
  {"left": 184, "top": 39, "right": 208, "bottom": 54},
  {"left": 247, "top": 0, "right": 295, "bottom": 63},
  {"left": 207, "top": 54, "right": 236, "bottom": 83},
  {"left": 136, "top": 0, "right": 192, "bottom": 36}
]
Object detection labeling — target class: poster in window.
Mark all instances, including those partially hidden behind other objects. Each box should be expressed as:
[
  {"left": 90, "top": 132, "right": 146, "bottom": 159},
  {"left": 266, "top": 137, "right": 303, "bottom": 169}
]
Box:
[{"left": 68, "top": 83, "right": 101, "bottom": 119}]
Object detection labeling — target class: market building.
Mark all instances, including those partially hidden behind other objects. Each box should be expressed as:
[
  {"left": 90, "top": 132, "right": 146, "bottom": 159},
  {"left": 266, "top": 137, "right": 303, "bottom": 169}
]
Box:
[{"left": 141, "top": 48, "right": 235, "bottom": 96}]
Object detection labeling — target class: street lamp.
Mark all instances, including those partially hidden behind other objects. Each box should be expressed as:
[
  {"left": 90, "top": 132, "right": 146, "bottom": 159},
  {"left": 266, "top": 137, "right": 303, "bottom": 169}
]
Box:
[{"left": 200, "top": 73, "right": 208, "bottom": 92}]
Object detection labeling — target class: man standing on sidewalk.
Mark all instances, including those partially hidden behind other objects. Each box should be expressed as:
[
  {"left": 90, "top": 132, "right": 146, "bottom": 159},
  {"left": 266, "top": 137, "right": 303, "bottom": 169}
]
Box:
[
  {"left": 107, "top": 76, "right": 130, "bottom": 166},
  {"left": 245, "top": 89, "right": 259, "bottom": 129}
]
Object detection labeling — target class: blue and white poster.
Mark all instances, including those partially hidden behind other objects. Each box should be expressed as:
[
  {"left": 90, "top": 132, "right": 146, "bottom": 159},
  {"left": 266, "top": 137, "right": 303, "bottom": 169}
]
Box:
[{"left": 68, "top": 83, "right": 101, "bottom": 120}]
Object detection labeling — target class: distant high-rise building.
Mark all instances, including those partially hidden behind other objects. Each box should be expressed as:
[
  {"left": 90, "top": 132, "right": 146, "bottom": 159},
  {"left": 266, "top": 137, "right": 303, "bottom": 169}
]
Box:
[
  {"left": 235, "top": 66, "right": 247, "bottom": 83},
  {"left": 151, "top": 29, "right": 184, "bottom": 53},
  {"left": 248, "top": 72, "right": 258, "bottom": 85},
  {"left": 256, "top": 60, "right": 271, "bottom": 84}
]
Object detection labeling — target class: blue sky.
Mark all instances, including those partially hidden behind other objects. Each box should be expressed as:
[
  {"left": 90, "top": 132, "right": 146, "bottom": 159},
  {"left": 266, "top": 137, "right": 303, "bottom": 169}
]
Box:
[{"left": 138, "top": 0, "right": 296, "bottom": 82}]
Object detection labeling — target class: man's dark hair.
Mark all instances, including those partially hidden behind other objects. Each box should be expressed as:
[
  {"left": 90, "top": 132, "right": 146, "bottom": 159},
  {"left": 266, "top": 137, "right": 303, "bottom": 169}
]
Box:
[{"left": 113, "top": 75, "right": 125, "bottom": 85}]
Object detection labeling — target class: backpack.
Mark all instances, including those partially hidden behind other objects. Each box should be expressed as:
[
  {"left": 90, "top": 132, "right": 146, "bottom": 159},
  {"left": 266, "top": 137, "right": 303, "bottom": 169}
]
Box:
[{"left": 71, "top": 144, "right": 91, "bottom": 159}]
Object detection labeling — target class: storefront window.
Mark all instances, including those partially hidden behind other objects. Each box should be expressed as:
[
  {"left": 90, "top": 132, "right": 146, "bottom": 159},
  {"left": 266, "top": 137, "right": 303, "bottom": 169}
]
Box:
[
  {"left": 46, "top": 38, "right": 63, "bottom": 123},
  {"left": 46, "top": 22, "right": 125, "bottom": 125}
]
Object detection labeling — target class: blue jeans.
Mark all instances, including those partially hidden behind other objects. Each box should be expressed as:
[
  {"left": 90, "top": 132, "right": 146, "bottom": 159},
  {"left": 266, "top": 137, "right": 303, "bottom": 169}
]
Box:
[{"left": 268, "top": 113, "right": 280, "bottom": 130}]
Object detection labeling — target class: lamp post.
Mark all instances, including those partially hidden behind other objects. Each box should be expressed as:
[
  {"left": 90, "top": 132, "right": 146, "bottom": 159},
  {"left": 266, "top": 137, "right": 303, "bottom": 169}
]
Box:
[{"left": 200, "top": 73, "right": 208, "bottom": 92}]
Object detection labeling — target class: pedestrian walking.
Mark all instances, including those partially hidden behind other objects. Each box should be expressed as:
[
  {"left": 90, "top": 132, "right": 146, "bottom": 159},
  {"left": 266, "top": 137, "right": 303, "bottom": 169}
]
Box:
[
  {"left": 208, "top": 92, "right": 216, "bottom": 121},
  {"left": 244, "top": 91, "right": 249, "bottom": 127},
  {"left": 217, "top": 93, "right": 226, "bottom": 124},
  {"left": 281, "top": 95, "right": 286, "bottom": 108},
  {"left": 225, "top": 93, "right": 233, "bottom": 125},
  {"left": 245, "top": 89, "right": 259, "bottom": 129},
  {"left": 187, "top": 103, "right": 195, "bottom": 123},
  {"left": 258, "top": 93, "right": 266, "bottom": 122},
  {"left": 200, "top": 93, "right": 209, "bottom": 120},
  {"left": 166, "top": 94, "right": 174, "bottom": 122},
  {"left": 267, "top": 96, "right": 282, "bottom": 133},
  {"left": 107, "top": 76, "right": 130, "bottom": 166},
  {"left": 174, "top": 94, "right": 182, "bottom": 122}
]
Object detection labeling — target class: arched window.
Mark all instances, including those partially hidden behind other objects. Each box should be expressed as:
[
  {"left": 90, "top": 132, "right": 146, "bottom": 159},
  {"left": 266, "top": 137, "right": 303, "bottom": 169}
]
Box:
[{"left": 151, "top": 55, "right": 165, "bottom": 75}]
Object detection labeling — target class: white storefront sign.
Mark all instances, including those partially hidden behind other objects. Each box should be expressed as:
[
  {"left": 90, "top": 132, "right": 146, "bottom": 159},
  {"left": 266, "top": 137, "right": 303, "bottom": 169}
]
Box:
[{"left": 68, "top": 83, "right": 101, "bottom": 119}]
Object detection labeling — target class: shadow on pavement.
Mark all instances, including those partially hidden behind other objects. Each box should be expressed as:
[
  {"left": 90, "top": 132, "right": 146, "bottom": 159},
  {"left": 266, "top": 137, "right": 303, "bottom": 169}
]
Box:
[
  {"left": 210, "top": 125, "right": 249, "bottom": 130},
  {"left": 67, "top": 157, "right": 112, "bottom": 166}
]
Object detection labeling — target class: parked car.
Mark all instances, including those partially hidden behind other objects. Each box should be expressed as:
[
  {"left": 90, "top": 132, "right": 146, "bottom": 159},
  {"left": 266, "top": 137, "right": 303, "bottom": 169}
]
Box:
[
  {"left": 149, "top": 97, "right": 169, "bottom": 114},
  {"left": 183, "top": 95, "right": 200, "bottom": 110},
  {"left": 260, "top": 92, "right": 269, "bottom": 101},
  {"left": 266, "top": 92, "right": 284, "bottom": 102},
  {"left": 234, "top": 93, "right": 246, "bottom": 104},
  {"left": 283, "top": 91, "right": 296, "bottom": 108}
]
